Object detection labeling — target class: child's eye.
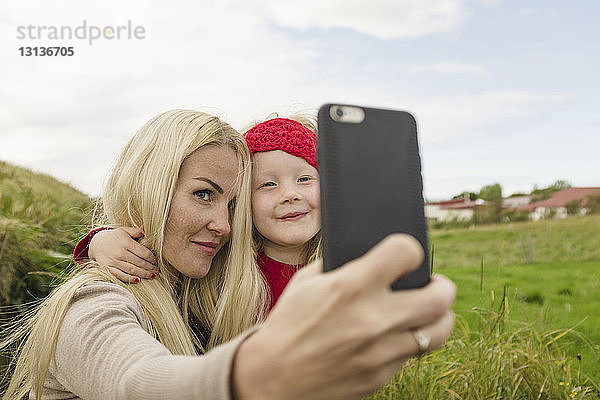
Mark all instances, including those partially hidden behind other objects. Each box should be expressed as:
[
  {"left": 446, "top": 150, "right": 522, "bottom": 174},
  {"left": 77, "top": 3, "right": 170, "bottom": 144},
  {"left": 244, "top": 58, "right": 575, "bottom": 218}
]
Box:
[
  {"left": 194, "top": 190, "right": 213, "bottom": 201},
  {"left": 262, "top": 181, "right": 277, "bottom": 188},
  {"left": 298, "top": 176, "right": 312, "bottom": 183}
]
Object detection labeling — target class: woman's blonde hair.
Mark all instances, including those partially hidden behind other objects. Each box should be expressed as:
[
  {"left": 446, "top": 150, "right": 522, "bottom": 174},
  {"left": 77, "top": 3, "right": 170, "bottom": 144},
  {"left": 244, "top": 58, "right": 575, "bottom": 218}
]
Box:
[
  {"left": 244, "top": 112, "right": 322, "bottom": 265},
  {"left": 2, "top": 110, "right": 268, "bottom": 400}
]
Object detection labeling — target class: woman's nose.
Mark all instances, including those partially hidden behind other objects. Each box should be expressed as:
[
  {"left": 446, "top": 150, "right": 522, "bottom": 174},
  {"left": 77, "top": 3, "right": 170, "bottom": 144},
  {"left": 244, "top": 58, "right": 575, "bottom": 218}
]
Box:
[{"left": 207, "top": 204, "right": 232, "bottom": 236}]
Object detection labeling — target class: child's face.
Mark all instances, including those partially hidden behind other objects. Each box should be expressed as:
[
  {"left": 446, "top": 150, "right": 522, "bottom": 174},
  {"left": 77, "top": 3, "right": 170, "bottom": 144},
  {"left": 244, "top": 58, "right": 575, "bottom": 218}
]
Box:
[{"left": 251, "top": 150, "right": 320, "bottom": 254}]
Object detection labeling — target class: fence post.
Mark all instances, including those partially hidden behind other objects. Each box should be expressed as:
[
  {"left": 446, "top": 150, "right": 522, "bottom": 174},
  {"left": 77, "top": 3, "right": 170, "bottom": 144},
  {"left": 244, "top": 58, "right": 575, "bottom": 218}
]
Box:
[
  {"left": 480, "top": 257, "right": 484, "bottom": 292},
  {"left": 519, "top": 234, "right": 526, "bottom": 264},
  {"left": 528, "top": 234, "right": 534, "bottom": 264}
]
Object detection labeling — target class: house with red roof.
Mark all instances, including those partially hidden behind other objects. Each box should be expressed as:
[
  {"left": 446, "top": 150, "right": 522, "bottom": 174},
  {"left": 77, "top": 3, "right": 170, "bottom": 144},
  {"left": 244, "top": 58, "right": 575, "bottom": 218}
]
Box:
[
  {"left": 425, "top": 197, "right": 486, "bottom": 222},
  {"left": 519, "top": 187, "right": 600, "bottom": 220}
]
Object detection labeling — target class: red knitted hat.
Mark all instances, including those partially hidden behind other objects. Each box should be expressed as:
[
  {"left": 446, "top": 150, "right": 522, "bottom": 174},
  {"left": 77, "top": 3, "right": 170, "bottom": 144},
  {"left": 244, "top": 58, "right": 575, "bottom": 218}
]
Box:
[{"left": 244, "top": 118, "right": 318, "bottom": 170}]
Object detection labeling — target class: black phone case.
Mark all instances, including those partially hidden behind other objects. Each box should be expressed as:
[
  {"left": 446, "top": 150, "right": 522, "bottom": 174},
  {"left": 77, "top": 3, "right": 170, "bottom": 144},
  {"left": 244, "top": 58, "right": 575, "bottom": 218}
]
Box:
[{"left": 318, "top": 104, "right": 430, "bottom": 290}]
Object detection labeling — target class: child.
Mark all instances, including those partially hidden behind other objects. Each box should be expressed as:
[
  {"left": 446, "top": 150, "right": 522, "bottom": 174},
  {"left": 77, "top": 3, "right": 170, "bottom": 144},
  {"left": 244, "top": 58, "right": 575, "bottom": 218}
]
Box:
[
  {"left": 245, "top": 117, "right": 321, "bottom": 308},
  {"left": 74, "top": 116, "right": 321, "bottom": 310}
]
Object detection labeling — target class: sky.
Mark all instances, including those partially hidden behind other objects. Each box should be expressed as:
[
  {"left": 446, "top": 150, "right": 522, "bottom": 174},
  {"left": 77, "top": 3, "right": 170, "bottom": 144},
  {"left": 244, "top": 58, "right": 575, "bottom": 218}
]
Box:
[{"left": 1, "top": 0, "right": 599, "bottom": 200}]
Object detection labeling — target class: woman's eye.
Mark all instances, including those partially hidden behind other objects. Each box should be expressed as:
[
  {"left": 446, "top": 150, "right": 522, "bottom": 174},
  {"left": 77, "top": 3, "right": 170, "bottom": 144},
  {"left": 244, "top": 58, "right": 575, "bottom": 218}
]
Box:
[{"left": 194, "top": 190, "right": 213, "bottom": 201}]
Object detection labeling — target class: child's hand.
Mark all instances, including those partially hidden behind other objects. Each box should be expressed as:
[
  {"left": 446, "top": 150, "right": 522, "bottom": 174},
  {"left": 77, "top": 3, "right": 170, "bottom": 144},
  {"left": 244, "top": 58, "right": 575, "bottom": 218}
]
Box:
[{"left": 88, "top": 227, "right": 159, "bottom": 283}]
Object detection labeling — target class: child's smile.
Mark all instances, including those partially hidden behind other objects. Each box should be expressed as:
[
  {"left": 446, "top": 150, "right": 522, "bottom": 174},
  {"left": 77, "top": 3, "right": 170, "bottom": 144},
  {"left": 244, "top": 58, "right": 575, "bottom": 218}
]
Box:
[{"left": 278, "top": 210, "right": 310, "bottom": 221}]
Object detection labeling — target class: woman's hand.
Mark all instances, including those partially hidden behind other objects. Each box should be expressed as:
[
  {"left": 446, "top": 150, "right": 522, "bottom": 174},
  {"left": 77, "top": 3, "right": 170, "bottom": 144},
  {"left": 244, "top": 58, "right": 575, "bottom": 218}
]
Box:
[
  {"left": 89, "top": 226, "right": 159, "bottom": 283},
  {"left": 232, "top": 233, "right": 456, "bottom": 400}
]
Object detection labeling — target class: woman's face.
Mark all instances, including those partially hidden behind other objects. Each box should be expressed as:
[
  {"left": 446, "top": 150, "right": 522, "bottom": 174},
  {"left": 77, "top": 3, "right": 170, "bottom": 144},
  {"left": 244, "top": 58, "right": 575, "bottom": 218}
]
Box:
[{"left": 163, "top": 144, "right": 239, "bottom": 278}]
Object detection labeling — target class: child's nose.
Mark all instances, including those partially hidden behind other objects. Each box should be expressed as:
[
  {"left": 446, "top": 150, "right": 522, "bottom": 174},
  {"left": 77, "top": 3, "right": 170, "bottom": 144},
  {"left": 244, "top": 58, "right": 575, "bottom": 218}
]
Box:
[{"left": 280, "top": 188, "right": 302, "bottom": 203}]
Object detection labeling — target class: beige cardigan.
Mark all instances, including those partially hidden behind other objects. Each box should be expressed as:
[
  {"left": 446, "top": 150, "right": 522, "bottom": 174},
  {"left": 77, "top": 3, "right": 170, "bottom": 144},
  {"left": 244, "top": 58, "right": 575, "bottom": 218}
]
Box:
[{"left": 38, "top": 282, "right": 254, "bottom": 400}]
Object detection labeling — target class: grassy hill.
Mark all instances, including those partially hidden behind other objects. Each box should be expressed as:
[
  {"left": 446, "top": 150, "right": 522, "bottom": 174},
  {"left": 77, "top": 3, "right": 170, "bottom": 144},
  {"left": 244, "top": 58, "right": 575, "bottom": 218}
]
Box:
[{"left": 0, "top": 160, "right": 94, "bottom": 306}]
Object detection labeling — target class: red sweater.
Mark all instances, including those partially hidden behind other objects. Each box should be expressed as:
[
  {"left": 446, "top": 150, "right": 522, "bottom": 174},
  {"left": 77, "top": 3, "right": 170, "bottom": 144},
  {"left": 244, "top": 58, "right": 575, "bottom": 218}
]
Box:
[
  {"left": 257, "top": 252, "right": 303, "bottom": 310},
  {"left": 73, "top": 227, "right": 110, "bottom": 262},
  {"left": 74, "top": 230, "right": 302, "bottom": 310}
]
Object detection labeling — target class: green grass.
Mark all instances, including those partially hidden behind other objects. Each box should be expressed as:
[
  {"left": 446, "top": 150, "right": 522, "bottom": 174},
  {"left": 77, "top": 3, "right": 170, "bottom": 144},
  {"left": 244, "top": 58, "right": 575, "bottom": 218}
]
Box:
[
  {"left": 430, "top": 216, "right": 600, "bottom": 268},
  {"left": 430, "top": 217, "right": 600, "bottom": 384},
  {"left": 366, "top": 216, "right": 600, "bottom": 399},
  {"left": 371, "top": 304, "right": 599, "bottom": 399},
  {"left": 367, "top": 261, "right": 599, "bottom": 399},
  {"left": 446, "top": 260, "right": 600, "bottom": 383},
  {"left": 0, "top": 160, "right": 93, "bottom": 306}
]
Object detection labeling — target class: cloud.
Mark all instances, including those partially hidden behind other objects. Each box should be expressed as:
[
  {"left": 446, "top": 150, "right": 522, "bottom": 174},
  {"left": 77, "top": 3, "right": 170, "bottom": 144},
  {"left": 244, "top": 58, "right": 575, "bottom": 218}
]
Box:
[
  {"left": 1, "top": 0, "right": 324, "bottom": 195},
  {"left": 1, "top": 0, "right": 594, "bottom": 202},
  {"left": 408, "top": 61, "right": 487, "bottom": 75},
  {"left": 407, "top": 89, "right": 571, "bottom": 143},
  {"left": 243, "top": 0, "right": 469, "bottom": 39}
]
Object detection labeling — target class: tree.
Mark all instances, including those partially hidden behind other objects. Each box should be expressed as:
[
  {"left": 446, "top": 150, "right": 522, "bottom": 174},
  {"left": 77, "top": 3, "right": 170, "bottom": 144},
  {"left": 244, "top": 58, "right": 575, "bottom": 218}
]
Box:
[
  {"left": 478, "top": 183, "right": 502, "bottom": 201},
  {"left": 478, "top": 183, "right": 503, "bottom": 223},
  {"left": 452, "top": 191, "right": 477, "bottom": 201},
  {"left": 530, "top": 180, "right": 571, "bottom": 202}
]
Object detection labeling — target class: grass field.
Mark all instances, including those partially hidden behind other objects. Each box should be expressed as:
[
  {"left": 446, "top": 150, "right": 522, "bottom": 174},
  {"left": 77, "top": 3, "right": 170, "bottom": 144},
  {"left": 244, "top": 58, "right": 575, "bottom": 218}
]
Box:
[
  {"left": 431, "top": 216, "right": 600, "bottom": 383},
  {"left": 430, "top": 216, "right": 600, "bottom": 268},
  {"left": 445, "top": 260, "right": 599, "bottom": 380},
  {"left": 367, "top": 216, "right": 600, "bottom": 399}
]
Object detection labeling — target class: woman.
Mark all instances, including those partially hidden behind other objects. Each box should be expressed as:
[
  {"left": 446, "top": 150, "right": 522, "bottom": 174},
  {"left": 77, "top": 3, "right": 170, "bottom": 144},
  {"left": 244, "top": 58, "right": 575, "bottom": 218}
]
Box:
[{"left": 2, "top": 110, "right": 455, "bottom": 400}]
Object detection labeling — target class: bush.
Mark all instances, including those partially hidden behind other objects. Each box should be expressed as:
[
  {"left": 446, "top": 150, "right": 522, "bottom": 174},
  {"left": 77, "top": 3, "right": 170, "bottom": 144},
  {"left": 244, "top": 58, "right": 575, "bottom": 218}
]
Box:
[
  {"left": 566, "top": 199, "right": 584, "bottom": 216},
  {"left": 523, "top": 291, "right": 545, "bottom": 305},
  {"left": 501, "top": 209, "right": 530, "bottom": 223},
  {"left": 586, "top": 194, "right": 600, "bottom": 214}
]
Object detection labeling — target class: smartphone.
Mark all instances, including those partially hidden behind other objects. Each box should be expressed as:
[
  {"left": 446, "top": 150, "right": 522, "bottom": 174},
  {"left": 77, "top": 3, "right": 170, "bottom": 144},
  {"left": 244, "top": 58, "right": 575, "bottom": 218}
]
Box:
[{"left": 318, "top": 104, "right": 430, "bottom": 290}]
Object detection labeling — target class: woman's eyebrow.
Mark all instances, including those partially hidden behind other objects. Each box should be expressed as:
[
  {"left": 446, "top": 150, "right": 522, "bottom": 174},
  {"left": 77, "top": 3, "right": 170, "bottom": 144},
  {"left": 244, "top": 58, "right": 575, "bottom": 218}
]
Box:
[{"left": 192, "top": 177, "right": 223, "bottom": 194}]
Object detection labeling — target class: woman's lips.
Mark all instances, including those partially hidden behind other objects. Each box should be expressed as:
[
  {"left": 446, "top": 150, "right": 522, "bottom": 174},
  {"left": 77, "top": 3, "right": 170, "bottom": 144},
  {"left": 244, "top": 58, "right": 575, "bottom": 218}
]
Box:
[
  {"left": 192, "top": 241, "right": 218, "bottom": 256},
  {"left": 278, "top": 211, "right": 309, "bottom": 221}
]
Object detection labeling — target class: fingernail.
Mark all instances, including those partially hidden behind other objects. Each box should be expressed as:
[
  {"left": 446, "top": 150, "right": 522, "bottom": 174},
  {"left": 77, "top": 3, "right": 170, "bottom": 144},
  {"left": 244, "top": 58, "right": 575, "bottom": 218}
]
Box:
[
  {"left": 151, "top": 273, "right": 156, "bottom": 279},
  {"left": 134, "top": 278, "right": 140, "bottom": 283}
]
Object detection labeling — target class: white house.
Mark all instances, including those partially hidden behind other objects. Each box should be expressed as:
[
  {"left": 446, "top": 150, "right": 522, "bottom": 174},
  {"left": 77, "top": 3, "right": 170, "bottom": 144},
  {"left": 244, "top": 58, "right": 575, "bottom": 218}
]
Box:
[{"left": 425, "top": 198, "right": 485, "bottom": 222}]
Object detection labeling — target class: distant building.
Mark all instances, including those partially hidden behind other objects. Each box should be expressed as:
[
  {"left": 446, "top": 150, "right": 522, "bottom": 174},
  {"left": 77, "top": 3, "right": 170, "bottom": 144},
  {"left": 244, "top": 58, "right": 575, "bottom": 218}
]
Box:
[
  {"left": 502, "top": 195, "right": 530, "bottom": 209},
  {"left": 425, "top": 197, "right": 486, "bottom": 222},
  {"left": 520, "top": 187, "right": 600, "bottom": 220}
]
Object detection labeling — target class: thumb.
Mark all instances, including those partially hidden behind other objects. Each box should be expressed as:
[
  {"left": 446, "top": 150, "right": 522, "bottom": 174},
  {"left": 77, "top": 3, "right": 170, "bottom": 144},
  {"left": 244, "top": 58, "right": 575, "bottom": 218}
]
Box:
[{"left": 292, "top": 258, "right": 322, "bottom": 282}]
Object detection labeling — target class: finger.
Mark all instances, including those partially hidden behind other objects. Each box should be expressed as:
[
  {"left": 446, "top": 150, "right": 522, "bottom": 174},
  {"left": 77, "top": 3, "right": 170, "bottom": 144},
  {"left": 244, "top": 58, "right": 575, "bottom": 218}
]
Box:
[
  {"left": 108, "top": 267, "right": 141, "bottom": 284},
  {"left": 406, "top": 311, "right": 455, "bottom": 356},
  {"left": 109, "top": 253, "right": 158, "bottom": 279},
  {"left": 120, "top": 226, "right": 145, "bottom": 240},
  {"left": 126, "top": 242, "right": 158, "bottom": 266},
  {"left": 344, "top": 233, "right": 424, "bottom": 288},
  {"left": 358, "top": 310, "right": 455, "bottom": 371},
  {"left": 125, "top": 253, "right": 158, "bottom": 279},
  {"left": 384, "top": 274, "right": 456, "bottom": 329}
]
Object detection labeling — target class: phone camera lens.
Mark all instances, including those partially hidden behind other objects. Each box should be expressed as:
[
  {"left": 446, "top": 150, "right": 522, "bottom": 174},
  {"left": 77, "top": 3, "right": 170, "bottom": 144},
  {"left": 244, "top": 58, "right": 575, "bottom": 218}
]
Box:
[{"left": 336, "top": 108, "right": 344, "bottom": 117}]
